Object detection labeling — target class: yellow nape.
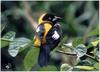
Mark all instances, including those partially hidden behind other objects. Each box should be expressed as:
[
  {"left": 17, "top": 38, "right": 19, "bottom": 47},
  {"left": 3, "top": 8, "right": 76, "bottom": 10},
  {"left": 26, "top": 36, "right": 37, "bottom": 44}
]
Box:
[
  {"left": 38, "top": 13, "right": 47, "bottom": 24},
  {"left": 34, "top": 36, "right": 41, "bottom": 47}
]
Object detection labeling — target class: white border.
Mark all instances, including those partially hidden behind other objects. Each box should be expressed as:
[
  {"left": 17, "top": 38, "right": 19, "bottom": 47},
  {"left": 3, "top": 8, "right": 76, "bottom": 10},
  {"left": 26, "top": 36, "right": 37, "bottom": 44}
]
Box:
[
  {"left": 0, "top": 0, "right": 99, "bottom": 72},
  {"left": 0, "top": 0, "right": 99, "bottom": 1}
]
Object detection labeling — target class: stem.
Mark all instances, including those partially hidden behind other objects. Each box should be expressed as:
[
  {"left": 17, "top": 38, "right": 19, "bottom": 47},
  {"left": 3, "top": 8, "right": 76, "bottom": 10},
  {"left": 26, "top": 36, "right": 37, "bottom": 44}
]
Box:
[
  {"left": 22, "top": 2, "right": 38, "bottom": 30},
  {"left": 85, "top": 54, "right": 99, "bottom": 62},
  {"left": 56, "top": 50, "right": 76, "bottom": 56}
]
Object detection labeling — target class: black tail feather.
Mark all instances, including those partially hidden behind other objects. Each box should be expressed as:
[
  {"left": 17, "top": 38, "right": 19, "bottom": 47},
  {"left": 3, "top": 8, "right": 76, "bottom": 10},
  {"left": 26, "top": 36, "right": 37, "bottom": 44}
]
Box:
[{"left": 38, "top": 45, "right": 50, "bottom": 67}]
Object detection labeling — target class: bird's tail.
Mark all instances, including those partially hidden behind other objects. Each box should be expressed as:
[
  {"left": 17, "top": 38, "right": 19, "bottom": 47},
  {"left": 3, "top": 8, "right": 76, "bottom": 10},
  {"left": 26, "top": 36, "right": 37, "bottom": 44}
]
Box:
[{"left": 38, "top": 45, "right": 50, "bottom": 67}]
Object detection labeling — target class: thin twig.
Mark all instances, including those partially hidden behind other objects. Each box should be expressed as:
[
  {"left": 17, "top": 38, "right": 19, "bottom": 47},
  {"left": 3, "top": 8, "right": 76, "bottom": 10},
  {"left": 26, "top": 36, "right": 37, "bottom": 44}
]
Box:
[
  {"left": 85, "top": 54, "right": 99, "bottom": 62},
  {"left": 56, "top": 49, "right": 99, "bottom": 62},
  {"left": 56, "top": 50, "right": 77, "bottom": 56},
  {"left": 22, "top": 2, "right": 38, "bottom": 30}
]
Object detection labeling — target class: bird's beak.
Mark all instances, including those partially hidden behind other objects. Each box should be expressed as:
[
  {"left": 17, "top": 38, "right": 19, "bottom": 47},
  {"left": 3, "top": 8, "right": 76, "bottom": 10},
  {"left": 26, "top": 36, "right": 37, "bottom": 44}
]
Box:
[
  {"left": 55, "top": 16, "right": 62, "bottom": 20},
  {"left": 52, "top": 16, "right": 62, "bottom": 22}
]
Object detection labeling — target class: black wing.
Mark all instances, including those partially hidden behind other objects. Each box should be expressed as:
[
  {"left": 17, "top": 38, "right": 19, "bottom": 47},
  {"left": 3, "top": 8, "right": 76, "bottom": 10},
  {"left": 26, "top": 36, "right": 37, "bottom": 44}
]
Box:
[
  {"left": 38, "top": 23, "right": 62, "bottom": 67},
  {"left": 46, "top": 23, "right": 62, "bottom": 50}
]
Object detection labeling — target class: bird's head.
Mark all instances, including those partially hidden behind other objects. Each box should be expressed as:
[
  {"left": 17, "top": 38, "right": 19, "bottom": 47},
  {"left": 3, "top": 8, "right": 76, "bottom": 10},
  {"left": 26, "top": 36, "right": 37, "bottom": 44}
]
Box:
[{"left": 38, "top": 13, "right": 62, "bottom": 24}]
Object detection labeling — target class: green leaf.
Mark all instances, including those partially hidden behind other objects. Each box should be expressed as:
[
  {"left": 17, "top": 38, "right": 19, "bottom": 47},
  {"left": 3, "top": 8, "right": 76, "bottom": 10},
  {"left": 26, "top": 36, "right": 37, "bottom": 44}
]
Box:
[
  {"left": 60, "top": 63, "right": 73, "bottom": 71},
  {"left": 72, "top": 38, "right": 84, "bottom": 48},
  {"left": 38, "top": 65, "right": 58, "bottom": 71},
  {"left": 74, "top": 66, "right": 96, "bottom": 70},
  {"left": 86, "top": 38, "right": 99, "bottom": 49},
  {"left": 94, "top": 62, "right": 99, "bottom": 70},
  {"left": 2, "top": 31, "right": 16, "bottom": 41},
  {"left": 96, "top": 50, "right": 99, "bottom": 60},
  {"left": 1, "top": 31, "right": 16, "bottom": 48},
  {"left": 1, "top": 23, "right": 7, "bottom": 32},
  {"left": 24, "top": 47, "right": 40, "bottom": 71},
  {"left": 86, "top": 57, "right": 97, "bottom": 65},
  {"left": 74, "top": 44, "right": 87, "bottom": 57},
  {"left": 87, "top": 26, "right": 99, "bottom": 37},
  {"left": 8, "top": 37, "right": 31, "bottom": 57},
  {"left": 0, "top": 38, "right": 11, "bottom": 48},
  {"left": 78, "top": 60, "right": 92, "bottom": 66},
  {"left": 91, "top": 40, "right": 99, "bottom": 47}
]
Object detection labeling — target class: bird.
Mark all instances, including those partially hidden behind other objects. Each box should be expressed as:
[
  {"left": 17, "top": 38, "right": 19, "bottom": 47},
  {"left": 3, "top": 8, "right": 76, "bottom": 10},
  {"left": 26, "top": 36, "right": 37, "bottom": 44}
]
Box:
[{"left": 33, "top": 13, "right": 62, "bottom": 67}]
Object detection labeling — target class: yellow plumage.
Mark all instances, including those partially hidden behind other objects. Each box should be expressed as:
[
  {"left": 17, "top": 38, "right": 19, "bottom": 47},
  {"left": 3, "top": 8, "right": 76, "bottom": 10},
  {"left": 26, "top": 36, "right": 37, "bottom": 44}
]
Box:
[
  {"left": 38, "top": 13, "right": 47, "bottom": 24},
  {"left": 33, "top": 35, "right": 41, "bottom": 47},
  {"left": 33, "top": 13, "right": 52, "bottom": 47},
  {"left": 42, "top": 23, "right": 52, "bottom": 44}
]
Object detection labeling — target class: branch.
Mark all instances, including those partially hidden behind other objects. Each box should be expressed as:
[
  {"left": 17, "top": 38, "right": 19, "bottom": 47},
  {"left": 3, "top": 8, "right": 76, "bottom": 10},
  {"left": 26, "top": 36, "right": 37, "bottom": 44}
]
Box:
[
  {"left": 22, "top": 2, "right": 38, "bottom": 30},
  {"left": 56, "top": 49, "right": 99, "bottom": 62},
  {"left": 85, "top": 54, "right": 99, "bottom": 62},
  {"left": 56, "top": 50, "right": 77, "bottom": 56}
]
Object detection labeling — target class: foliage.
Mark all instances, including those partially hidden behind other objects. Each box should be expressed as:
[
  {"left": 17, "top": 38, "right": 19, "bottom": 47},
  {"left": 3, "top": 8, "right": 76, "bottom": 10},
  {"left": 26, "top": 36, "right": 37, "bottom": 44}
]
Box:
[
  {"left": 8, "top": 37, "right": 32, "bottom": 57},
  {"left": 23, "top": 47, "right": 39, "bottom": 71},
  {"left": 1, "top": 1, "right": 99, "bottom": 71}
]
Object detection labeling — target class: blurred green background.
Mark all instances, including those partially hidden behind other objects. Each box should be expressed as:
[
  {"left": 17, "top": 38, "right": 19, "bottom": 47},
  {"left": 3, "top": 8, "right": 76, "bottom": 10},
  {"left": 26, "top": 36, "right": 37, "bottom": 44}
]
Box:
[{"left": 1, "top": 1, "right": 99, "bottom": 71}]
